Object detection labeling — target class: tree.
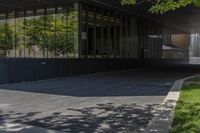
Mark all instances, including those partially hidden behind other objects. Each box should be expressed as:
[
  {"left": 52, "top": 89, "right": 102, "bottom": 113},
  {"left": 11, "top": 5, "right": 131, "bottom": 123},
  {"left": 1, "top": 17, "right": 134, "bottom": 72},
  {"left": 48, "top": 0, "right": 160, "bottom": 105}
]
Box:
[
  {"left": 0, "top": 23, "right": 15, "bottom": 56},
  {"left": 121, "top": 0, "right": 200, "bottom": 14},
  {"left": 24, "top": 11, "right": 78, "bottom": 57}
]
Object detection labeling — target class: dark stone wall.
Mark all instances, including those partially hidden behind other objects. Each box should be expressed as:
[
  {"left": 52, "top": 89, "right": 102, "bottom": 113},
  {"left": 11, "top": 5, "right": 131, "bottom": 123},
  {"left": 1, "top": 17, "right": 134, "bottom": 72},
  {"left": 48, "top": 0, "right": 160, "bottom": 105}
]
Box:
[{"left": 0, "top": 58, "right": 189, "bottom": 84}]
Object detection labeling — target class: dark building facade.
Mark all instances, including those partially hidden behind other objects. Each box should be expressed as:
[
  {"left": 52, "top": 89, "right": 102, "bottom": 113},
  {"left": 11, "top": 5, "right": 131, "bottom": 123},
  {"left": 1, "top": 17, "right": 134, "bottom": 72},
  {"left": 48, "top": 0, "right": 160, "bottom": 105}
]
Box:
[
  {"left": 0, "top": 0, "right": 192, "bottom": 83},
  {"left": 0, "top": 0, "right": 190, "bottom": 59}
]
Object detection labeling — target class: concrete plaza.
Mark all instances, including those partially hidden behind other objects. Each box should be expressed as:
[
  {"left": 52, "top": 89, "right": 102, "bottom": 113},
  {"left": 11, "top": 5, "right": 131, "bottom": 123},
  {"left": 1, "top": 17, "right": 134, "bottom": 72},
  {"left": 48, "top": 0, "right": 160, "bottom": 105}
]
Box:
[{"left": 0, "top": 66, "right": 199, "bottom": 133}]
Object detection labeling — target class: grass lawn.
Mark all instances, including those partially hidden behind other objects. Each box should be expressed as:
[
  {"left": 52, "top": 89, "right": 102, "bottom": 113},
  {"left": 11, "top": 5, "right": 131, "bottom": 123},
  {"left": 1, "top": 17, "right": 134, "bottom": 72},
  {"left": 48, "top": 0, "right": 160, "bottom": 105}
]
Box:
[
  {"left": 187, "top": 77, "right": 200, "bottom": 82},
  {"left": 171, "top": 79, "right": 200, "bottom": 133}
]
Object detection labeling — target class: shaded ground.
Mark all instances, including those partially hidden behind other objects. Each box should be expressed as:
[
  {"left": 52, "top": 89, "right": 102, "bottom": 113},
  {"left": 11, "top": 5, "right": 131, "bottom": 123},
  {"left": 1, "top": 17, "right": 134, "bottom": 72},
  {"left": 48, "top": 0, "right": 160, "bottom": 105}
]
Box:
[
  {"left": 0, "top": 103, "right": 158, "bottom": 133},
  {"left": 0, "top": 65, "right": 199, "bottom": 132}
]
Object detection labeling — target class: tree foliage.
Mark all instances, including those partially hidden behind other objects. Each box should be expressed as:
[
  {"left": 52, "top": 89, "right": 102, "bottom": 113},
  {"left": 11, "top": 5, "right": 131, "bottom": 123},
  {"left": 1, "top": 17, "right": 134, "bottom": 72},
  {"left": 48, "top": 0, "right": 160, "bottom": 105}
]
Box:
[
  {"left": 0, "top": 23, "right": 15, "bottom": 56},
  {"left": 24, "top": 12, "right": 78, "bottom": 56},
  {"left": 0, "top": 11, "right": 78, "bottom": 57},
  {"left": 121, "top": 0, "right": 200, "bottom": 14}
]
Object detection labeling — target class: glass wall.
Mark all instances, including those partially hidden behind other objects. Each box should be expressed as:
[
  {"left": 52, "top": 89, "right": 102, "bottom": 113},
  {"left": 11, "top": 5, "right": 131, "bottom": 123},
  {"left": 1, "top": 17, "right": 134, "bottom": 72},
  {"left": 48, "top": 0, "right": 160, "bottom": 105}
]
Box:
[
  {"left": 0, "top": 13, "right": 15, "bottom": 57},
  {"left": 0, "top": 3, "right": 79, "bottom": 58},
  {"left": 137, "top": 19, "right": 163, "bottom": 59},
  {"left": 80, "top": 3, "right": 138, "bottom": 59},
  {"left": 162, "top": 26, "right": 190, "bottom": 59},
  {"left": 0, "top": 2, "right": 190, "bottom": 59}
]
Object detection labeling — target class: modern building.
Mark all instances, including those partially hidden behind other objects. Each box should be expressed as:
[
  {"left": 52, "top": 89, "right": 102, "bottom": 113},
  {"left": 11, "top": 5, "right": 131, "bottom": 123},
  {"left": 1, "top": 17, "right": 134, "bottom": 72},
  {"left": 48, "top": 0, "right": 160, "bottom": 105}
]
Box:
[{"left": 0, "top": 0, "right": 196, "bottom": 83}]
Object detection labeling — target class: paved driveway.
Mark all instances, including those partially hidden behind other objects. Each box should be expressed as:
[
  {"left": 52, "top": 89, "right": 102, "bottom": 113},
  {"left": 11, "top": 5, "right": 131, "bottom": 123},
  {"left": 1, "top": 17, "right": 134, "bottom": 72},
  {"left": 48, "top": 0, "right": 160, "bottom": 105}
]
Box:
[{"left": 0, "top": 66, "right": 199, "bottom": 133}]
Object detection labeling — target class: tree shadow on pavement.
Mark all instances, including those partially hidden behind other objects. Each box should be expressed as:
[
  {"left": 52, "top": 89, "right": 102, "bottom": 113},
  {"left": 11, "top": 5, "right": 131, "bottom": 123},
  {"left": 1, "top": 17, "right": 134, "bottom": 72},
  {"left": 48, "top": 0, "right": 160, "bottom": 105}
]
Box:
[{"left": 0, "top": 103, "right": 159, "bottom": 133}]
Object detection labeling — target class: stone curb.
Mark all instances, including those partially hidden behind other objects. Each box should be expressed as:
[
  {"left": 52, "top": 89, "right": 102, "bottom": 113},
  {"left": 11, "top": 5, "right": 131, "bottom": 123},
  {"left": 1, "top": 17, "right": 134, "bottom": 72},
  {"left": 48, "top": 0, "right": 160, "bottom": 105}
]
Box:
[{"left": 144, "top": 74, "right": 200, "bottom": 133}]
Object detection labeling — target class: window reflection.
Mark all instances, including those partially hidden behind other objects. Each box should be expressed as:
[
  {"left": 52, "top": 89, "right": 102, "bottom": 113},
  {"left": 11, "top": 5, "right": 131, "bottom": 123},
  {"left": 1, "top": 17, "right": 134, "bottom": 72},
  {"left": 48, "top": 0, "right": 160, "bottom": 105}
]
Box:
[{"left": 0, "top": 2, "right": 190, "bottom": 59}]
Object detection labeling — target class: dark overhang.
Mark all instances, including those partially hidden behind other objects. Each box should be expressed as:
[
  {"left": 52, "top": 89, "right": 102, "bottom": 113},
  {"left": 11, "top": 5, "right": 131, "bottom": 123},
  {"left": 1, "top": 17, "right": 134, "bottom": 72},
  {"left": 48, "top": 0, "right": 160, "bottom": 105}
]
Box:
[
  {"left": 90, "top": 0, "right": 200, "bottom": 34},
  {"left": 0, "top": 0, "right": 76, "bottom": 12},
  {"left": 159, "top": 6, "right": 200, "bottom": 34},
  {"left": 104, "top": 0, "right": 200, "bottom": 34},
  {"left": 0, "top": 0, "right": 200, "bottom": 33}
]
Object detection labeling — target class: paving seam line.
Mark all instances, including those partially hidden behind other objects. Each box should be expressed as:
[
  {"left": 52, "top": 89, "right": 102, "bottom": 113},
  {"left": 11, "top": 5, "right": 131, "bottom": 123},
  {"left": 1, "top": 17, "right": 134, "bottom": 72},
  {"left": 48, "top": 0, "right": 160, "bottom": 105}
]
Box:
[{"left": 144, "top": 74, "right": 200, "bottom": 133}]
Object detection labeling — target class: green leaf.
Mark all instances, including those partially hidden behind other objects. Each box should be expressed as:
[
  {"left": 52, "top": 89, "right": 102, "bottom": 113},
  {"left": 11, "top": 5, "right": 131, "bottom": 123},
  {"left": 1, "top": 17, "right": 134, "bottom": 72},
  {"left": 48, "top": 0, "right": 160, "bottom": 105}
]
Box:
[{"left": 121, "top": 0, "right": 200, "bottom": 14}]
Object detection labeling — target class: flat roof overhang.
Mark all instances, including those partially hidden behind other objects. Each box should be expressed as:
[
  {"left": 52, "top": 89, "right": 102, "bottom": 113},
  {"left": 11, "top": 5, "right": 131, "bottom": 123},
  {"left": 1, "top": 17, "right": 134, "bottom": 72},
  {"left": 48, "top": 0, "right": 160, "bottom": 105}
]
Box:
[
  {"left": 0, "top": 0, "right": 77, "bottom": 12},
  {"left": 159, "top": 6, "right": 200, "bottom": 34},
  {"left": 0, "top": 0, "right": 200, "bottom": 34},
  {"left": 82, "top": 0, "right": 200, "bottom": 34}
]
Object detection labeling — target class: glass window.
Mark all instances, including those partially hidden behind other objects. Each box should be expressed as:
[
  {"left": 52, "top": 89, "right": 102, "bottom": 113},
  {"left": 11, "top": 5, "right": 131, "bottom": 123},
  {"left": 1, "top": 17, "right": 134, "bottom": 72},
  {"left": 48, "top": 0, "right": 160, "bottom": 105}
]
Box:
[
  {"left": 0, "top": 13, "right": 7, "bottom": 57},
  {"left": 67, "top": 4, "right": 79, "bottom": 58},
  {"left": 15, "top": 11, "right": 26, "bottom": 57},
  {"left": 25, "top": 10, "right": 34, "bottom": 58},
  {"left": 6, "top": 12, "right": 15, "bottom": 58}
]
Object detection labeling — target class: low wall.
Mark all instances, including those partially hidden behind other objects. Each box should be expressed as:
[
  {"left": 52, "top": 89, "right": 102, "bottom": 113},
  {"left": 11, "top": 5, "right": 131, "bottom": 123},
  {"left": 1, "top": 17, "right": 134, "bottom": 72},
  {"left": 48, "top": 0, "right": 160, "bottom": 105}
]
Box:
[
  {"left": 0, "top": 58, "right": 189, "bottom": 84},
  {"left": 190, "top": 57, "right": 200, "bottom": 64}
]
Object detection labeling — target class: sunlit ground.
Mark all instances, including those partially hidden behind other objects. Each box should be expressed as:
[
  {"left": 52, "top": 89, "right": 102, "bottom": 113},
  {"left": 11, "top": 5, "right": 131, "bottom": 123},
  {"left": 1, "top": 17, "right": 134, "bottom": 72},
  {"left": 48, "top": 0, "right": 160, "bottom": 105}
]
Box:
[{"left": 172, "top": 78, "right": 200, "bottom": 133}]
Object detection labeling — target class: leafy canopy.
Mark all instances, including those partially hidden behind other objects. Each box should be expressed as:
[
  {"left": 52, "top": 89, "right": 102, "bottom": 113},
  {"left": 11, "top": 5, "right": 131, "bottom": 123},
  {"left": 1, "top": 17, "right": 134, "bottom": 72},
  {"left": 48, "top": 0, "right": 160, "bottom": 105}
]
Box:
[
  {"left": 121, "top": 0, "right": 200, "bottom": 14},
  {"left": 0, "top": 11, "right": 78, "bottom": 57}
]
